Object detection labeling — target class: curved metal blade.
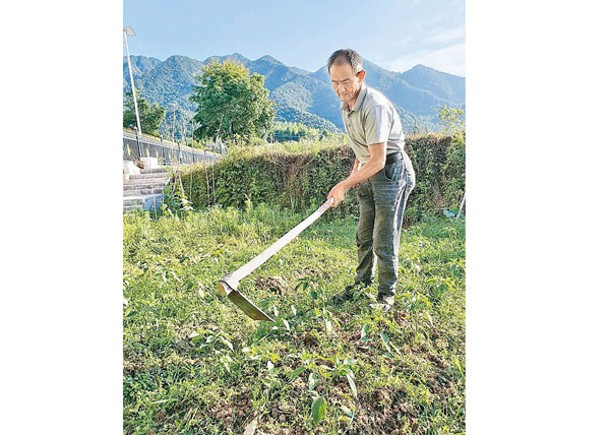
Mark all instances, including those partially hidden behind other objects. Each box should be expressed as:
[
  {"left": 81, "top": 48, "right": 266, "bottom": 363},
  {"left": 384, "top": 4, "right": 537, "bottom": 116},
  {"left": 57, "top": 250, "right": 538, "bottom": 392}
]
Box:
[
  {"left": 216, "top": 198, "right": 334, "bottom": 322},
  {"left": 218, "top": 279, "right": 274, "bottom": 321},
  {"left": 227, "top": 287, "right": 274, "bottom": 322}
]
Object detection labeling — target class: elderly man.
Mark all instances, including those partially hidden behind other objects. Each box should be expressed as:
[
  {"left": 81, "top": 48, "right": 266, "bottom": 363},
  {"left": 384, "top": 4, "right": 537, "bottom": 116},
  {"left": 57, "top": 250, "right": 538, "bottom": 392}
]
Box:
[{"left": 326, "top": 48, "right": 416, "bottom": 311}]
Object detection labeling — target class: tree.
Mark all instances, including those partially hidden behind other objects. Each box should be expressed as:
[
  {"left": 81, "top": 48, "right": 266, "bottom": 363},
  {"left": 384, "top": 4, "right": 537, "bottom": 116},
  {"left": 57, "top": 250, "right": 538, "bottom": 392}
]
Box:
[
  {"left": 123, "top": 91, "right": 166, "bottom": 137},
  {"left": 270, "top": 121, "right": 322, "bottom": 142},
  {"left": 438, "top": 105, "right": 465, "bottom": 136},
  {"left": 190, "top": 60, "right": 275, "bottom": 146}
]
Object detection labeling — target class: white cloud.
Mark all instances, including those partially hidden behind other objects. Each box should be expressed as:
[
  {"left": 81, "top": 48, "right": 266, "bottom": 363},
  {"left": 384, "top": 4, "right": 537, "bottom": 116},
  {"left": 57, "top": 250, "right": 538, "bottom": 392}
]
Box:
[{"left": 423, "top": 27, "right": 465, "bottom": 45}]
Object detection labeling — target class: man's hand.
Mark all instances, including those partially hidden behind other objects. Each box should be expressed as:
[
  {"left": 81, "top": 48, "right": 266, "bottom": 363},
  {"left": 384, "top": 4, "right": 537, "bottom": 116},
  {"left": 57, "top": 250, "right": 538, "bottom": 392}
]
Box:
[
  {"left": 326, "top": 145, "right": 386, "bottom": 208},
  {"left": 327, "top": 182, "right": 347, "bottom": 207}
]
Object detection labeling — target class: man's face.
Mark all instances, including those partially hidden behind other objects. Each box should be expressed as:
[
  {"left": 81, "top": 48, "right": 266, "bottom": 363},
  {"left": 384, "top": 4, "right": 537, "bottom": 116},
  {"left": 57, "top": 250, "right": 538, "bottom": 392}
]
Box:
[{"left": 329, "top": 63, "right": 364, "bottom": 106}]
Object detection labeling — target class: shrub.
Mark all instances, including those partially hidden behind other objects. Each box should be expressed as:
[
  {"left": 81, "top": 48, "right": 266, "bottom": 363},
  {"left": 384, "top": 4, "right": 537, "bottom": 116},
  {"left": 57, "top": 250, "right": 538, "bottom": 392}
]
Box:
[
  {"left": 175, "top": 133, "right": 465, "bottom": 223},
  {"left": 179, "top": 140, "right": 357, "bottom": 218},
  {"left": 405, "top": 133, "right": 465, "bottom": 222}
]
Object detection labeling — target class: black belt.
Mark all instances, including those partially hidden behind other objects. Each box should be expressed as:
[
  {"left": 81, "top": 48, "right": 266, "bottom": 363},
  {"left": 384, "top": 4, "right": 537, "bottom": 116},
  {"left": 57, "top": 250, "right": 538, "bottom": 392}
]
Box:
[{"left": 385, "top": 151, "right": 403, "bottom": 164}]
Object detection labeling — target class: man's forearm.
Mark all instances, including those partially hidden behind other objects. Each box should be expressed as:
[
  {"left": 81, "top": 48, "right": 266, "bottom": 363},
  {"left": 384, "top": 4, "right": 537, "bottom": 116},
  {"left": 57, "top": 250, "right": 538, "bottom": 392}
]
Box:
[
  {"left": 327, "top": 144, "right": 386, "bottom": 206},
  {"left": 350, "top": 158, "right": 360, "bottom": 175},
  {"left": 341, "top": 157, "right": 385, "bottom": 190}
]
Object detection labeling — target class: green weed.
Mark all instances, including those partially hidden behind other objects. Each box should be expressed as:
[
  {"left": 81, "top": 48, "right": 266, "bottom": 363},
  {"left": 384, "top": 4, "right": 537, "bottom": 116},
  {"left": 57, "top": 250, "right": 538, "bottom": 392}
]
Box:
[{"left": 123, "top": 205, "right": 465, "bottom": 434}]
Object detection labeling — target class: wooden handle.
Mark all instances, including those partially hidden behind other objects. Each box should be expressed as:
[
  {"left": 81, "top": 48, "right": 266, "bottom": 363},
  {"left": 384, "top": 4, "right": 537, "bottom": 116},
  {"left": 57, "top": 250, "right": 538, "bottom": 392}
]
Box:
[{"left": 219, "top": 198, "right": 335, "bottom": 289}]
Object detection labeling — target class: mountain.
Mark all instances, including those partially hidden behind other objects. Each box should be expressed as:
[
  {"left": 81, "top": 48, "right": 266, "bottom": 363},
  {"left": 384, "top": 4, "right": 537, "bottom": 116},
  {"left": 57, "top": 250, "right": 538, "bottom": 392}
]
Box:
[
  {"left": 122, "top": 55, "right": 162, "bottom": 84},
  {"left": 400, "top": 64, "right": 465, "bottom": 106},
  {"left": 123, "top": 53, "right": 465, "bottom": 135},
  {"left": 124, "top": 55, "right": 204, "bottom": 113}
]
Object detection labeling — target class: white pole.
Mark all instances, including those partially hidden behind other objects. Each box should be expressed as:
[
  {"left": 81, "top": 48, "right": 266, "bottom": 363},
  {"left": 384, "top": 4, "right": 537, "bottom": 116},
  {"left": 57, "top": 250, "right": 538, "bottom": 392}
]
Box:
[
  {"left": 123, "top": 27, "right": 142, "bottom": 137},
  {"left": 457, "top": 193, "right": 466, "bottom": 218}
]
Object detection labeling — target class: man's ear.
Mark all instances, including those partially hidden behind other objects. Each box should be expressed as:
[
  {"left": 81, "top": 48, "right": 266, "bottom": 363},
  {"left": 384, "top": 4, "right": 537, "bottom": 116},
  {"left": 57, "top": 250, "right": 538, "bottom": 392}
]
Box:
[{"left": 357, "top": 69, "right": 366, "bottom": 82}]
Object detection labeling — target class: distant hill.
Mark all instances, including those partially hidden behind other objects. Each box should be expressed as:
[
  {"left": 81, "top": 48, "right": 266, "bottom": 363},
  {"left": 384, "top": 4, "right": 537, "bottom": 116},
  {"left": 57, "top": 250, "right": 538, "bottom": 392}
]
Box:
[
  {"left": 399, "top": 64, "right": 465, "bottom": 106},
  {"left": 123, "top": 53, "right": 465, "bottom": 136},
  {"left": 122, "top": 55, "right": 162, "bottom": 79}
]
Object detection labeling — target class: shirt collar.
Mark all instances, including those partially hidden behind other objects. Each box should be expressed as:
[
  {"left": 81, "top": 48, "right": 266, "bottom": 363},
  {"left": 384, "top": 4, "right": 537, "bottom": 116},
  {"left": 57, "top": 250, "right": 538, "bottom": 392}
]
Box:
[{"left": 341, "top": 83, "right": 368, "bottom": 113}]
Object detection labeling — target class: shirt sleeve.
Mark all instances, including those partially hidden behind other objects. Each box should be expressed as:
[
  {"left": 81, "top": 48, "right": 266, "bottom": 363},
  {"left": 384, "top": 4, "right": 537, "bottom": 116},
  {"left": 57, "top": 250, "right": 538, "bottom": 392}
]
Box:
[{"left": 363, "top": 105, "right": 390, "bottom": 145}]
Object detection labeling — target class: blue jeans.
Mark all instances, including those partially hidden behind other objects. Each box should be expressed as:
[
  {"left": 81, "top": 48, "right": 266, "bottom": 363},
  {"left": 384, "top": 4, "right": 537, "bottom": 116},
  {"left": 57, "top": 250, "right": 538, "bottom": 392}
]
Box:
[{"left": 354, "top": 152, "right": 416, "bottom": 298}]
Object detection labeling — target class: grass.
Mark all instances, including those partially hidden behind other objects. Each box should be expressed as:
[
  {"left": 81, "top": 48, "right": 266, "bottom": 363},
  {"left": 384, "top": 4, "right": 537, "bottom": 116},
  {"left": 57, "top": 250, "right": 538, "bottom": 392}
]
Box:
[
  {"left": 123, "top": 204, "right": 465, "bottom": 434},
  {"left": 226, "top": 136, "right": 347, "bottom": 158}
]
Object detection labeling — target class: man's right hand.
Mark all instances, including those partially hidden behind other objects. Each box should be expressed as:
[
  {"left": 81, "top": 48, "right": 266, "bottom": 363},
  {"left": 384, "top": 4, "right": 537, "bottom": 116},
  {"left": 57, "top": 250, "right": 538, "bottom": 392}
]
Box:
[{"left": 327, "top": 182, "right": 347, "bottom": 207}]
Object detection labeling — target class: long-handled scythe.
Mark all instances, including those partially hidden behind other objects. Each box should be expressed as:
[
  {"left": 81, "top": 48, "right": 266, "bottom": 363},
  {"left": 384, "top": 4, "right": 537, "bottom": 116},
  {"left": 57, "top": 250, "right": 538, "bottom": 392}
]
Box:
[{"left": 217, "top": 197, "right": 335, "bottom": 321}]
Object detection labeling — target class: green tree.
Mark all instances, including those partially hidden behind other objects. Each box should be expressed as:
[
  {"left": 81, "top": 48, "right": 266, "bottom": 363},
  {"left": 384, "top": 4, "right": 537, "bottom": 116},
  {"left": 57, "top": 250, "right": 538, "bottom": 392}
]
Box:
[
  {"left": 437, "top": 106, "right": 465, "bottom": 212},
  {"left": 271, "top": 121, "right": 322, "bottom": 142},
  {"left": 190, "top": 60, "right": 275, "bottom": 146},
  {"left": 123, "top": 91, "right": 166, "bottom": 137},
  {"left": 438, "top": 105, "right": 465, "bottom": 136}
]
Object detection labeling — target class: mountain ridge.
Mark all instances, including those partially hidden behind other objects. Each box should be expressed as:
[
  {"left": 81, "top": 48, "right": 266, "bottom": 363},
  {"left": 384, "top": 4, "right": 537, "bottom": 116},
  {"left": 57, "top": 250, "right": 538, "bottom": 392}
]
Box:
[{"left": 123, "top": 53, "right": 465, "bottom": 134}]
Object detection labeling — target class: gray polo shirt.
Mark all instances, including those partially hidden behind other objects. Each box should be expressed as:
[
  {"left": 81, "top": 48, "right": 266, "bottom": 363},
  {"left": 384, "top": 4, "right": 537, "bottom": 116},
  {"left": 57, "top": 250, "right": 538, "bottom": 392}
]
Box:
[{"left": 341, "top": 83, "right": 405, "bottom": 164}]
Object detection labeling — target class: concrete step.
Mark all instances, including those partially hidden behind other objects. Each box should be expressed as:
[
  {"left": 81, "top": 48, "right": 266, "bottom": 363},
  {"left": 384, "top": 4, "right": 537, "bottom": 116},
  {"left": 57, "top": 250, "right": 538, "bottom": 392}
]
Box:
[
  {"left": 122, "top": 162, "right": 170, "bottom": 214},
  {"left": 123, "top": 186, "right": 165, "bottom": 196},
  {"left": 124, "top": 176, "right": 169, "bottom": 184},
  {"left": 123, "top": 196, "right": 146, "bottom": 207},
  {"left": 128, "top": 172, "right": 170, "bottom": 180},
  {"left": 140, "top": 167, "right": 170, "bottom": 174},
  {"left": 123, "top": 180, "right": 168, "bottom": 190}
]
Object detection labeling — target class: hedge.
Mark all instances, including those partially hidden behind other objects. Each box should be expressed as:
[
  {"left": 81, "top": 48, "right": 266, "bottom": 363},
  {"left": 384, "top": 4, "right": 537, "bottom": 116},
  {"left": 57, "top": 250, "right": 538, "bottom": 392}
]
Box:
[{"left": 172, "top": 133, "right": 465, "bottom": 224}]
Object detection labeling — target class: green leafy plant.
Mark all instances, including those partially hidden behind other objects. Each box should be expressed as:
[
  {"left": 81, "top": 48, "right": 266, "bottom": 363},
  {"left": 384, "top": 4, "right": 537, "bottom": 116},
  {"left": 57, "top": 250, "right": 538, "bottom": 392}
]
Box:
[
  {"left": 161, "top": 171, "right": 193, "bottom": 217},
  {"left": 173, "top": 132, "right": 465, "bottom": 225},
  {"left": 123, "top": 90, "right": 166, "bottom": 136},
  {"left": 311, "top": 396, "right": 327, "bottom": 424}
]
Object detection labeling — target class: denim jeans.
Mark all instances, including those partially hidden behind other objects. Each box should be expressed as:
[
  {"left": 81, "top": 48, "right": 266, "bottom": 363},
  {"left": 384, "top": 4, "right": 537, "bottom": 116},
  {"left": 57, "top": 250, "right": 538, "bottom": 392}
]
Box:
[{"left": 354, "top": 151, "right": 416, "bottom": 298}]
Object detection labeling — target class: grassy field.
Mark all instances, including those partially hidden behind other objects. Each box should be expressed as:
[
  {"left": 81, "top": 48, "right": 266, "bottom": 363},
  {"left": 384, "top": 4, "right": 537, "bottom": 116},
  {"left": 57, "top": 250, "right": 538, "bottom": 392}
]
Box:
[{"left": 123, "top": 204, "right": 465, "bottom": 434}]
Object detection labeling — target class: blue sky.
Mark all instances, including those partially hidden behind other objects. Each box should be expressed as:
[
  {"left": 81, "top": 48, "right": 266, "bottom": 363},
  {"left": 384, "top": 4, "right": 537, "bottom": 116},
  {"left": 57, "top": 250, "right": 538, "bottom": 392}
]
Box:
[{"left": 123, "top": 0, "right": 465, "bottom": 76}]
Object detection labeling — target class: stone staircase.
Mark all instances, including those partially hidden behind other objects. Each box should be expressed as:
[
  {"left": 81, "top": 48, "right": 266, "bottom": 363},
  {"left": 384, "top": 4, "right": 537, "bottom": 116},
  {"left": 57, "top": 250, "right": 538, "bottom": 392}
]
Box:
[{"left": 123, "top": 167, "right": 171, "bottom": 212}]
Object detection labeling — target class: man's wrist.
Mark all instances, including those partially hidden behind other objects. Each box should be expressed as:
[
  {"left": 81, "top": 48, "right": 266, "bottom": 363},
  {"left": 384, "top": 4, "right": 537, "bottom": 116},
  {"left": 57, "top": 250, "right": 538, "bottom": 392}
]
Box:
[{"left": 341, "top": 179, "right": 354, "bottom": 191}]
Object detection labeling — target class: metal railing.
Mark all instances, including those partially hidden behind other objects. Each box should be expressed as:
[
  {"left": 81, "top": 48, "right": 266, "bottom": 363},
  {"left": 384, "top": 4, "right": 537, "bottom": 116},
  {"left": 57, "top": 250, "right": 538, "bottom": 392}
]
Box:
[{"left": 123, "top": 130, "right": 220, "bottom": 166}]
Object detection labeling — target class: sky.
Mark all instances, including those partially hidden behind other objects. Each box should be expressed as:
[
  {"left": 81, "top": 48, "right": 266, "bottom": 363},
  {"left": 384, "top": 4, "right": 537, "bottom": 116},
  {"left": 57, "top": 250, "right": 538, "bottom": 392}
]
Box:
[{"left": 123, "top": 0, "right": 465, "bottom": 76}]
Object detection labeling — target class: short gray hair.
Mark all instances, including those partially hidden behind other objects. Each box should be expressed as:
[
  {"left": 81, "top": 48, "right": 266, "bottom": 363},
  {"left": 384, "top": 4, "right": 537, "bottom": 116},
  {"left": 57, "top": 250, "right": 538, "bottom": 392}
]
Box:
[{"left": 327, "top": 49, "right": 364, "bottom": 74}]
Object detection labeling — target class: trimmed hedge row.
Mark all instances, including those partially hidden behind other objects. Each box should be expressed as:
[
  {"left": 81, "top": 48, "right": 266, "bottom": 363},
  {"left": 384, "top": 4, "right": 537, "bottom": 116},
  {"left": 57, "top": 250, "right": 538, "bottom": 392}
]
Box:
[
  {"left": 175, "top": 133, "right": 465, "bottom": 223},
  {"left": 405, "top": 133, "right": 465, "bottom": 221}
]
